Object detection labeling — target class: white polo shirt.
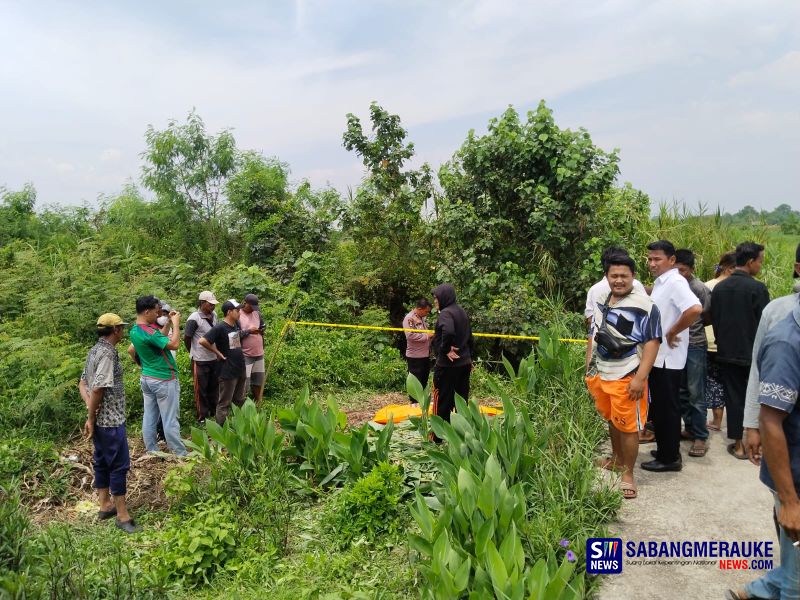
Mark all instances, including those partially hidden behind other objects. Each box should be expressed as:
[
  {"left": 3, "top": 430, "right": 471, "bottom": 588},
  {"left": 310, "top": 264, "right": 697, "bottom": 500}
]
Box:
[{"left": 651, "top": 268, "right": 702, "bottom": 369}]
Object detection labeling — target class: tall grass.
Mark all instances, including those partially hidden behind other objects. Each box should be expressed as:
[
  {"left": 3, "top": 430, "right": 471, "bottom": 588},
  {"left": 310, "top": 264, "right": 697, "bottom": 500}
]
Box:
[{"left": 646, "top": 202, "right": 797, "bottom": 296}]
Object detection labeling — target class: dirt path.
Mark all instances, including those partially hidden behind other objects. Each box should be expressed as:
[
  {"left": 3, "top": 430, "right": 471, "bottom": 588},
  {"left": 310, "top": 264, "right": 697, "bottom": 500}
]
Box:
[{"left": 596, "top": 426, "right": 778, "bottom": 600}]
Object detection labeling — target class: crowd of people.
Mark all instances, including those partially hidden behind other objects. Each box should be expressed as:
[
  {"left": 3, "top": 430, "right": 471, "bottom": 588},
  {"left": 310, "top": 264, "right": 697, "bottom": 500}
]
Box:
[
  {"left": 581, "top": 239, "right": 800, "bottom": 599},
  {"left": 80, "top": 241, "right": 800, "bottom": 597},
  {"left": 79, "top": 291, "right": 266, "bottom": 533}
]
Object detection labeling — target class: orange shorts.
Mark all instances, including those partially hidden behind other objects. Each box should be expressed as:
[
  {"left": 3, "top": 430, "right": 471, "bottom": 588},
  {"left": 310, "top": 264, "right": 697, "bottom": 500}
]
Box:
[{"left": 585, "top": 374, "right": 648, "bottom": 433}]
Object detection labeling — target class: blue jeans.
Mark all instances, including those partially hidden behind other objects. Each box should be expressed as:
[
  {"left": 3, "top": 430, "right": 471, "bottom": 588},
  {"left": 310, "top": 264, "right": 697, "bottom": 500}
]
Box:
[
  {"left": 746, "top": 493, "right": 800, "bottom": 599},
  {"left": 680, "top": 344, "right": 708, "bottom": 441},
  {"left": 141, "top": 377, "right": 187, "bottom": 455}
]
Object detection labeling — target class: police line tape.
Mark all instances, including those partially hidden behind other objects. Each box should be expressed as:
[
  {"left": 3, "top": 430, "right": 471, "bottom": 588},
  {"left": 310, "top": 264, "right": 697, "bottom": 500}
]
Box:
[{"left": 281, "top": 320, "right": 588, "bottom": 344}]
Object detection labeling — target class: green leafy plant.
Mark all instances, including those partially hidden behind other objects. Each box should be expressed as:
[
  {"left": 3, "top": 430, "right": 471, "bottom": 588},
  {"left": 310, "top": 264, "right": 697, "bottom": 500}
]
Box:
[
  {"left": 325, "top": 461, "right": 404, "bottom": 548},
  {"left": 278, "top": 387, "right": 394, "bottom": 486},
  {"left": 145, "top": 500, "right": 239, "bottom": 587}
]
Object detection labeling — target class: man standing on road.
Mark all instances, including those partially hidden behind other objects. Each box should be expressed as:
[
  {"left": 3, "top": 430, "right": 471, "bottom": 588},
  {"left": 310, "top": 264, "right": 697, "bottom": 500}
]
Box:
[
  {"left": 130, "top": 295, "right": 187, "bottom": 456},
  {"left": 431, "top": 284, "right": 474, "bottom": 429},
  {"left": 742, "top": 242, "right": 800, "bottom": 464},
  {"left": 239, "top": 293, "right": 266, "bottom": 404},
  {"left": 727, "top": 298, "right": 800, "bottom": 600},
  {"left": 675, "top": 249, "right": 711, "bottom": 458},
  {"left": 711, "top": 241, "right": 770, "bottom": 460},
  {"left": 79, "top": 313, "right": 141, "bottom": 534},
  {"left": 403, "top": 298, "right": 433, "bottom": 405},
  {"left": 585, "top": 254, "right": 661, "bottom": 499},
  {"left": 184, "top": 291, "right": 219, "bottom": 423},
  {"left": 641, "top": 240, "right": 702, "bottom": 473},
  {"left": 199, "top": 300, "right": 249, "bottom": 425}
]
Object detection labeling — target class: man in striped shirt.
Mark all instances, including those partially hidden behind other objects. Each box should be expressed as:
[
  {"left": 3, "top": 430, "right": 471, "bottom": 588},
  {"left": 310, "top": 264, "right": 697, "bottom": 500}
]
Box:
[{"left": 586, "top": 253, "right": 662, "bottom": 500}]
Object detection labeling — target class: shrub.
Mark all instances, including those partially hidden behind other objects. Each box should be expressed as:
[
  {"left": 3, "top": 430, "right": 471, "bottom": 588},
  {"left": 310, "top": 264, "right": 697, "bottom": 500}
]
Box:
[
  {"left": 144, "top": 500, "right": 239, "bottom": 587},
  {"left": 325, "top": 462, "right": 404, "bottom": 548}
]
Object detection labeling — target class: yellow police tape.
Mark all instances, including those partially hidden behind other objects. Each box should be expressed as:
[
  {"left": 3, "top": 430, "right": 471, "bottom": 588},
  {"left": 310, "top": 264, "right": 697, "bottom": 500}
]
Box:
[{"left": 283, "top": 320, "right": 587, "bottom": 344}]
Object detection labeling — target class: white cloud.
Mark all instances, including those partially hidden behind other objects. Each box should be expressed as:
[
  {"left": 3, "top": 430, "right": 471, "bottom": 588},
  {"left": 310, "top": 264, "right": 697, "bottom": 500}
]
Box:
[
  {"left": 0, "top": 1, "right": 798, "bottom": 212},
  {"left": 729, "top": 51, "right": 800, "bottom": 92}
]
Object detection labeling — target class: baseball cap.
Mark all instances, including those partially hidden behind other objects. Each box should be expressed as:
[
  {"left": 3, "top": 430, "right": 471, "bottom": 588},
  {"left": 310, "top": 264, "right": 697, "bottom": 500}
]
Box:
[
  {"left": 199, "top": 291, "right": 218, "bottom": 304},
  {"left": 160, "top": 303, "right": 173, "bottom": 313},
  {"left": 244, "top": 293, "right": 259, "bottom": 307},
  {"left": 97, "top": 313, "right": 128, "bottom": 328},
  {"left": 794, "top": 242, "right": 800, "bottom": 278},
  {"left": 221, "top": 299, "right": 241, "bottom": 314}
]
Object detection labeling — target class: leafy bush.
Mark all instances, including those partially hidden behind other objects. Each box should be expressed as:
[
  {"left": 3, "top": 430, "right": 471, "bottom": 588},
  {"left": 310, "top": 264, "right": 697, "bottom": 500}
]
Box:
[
  {"left": 144, "top": 500, "right": 239, "bottom": 587},
  {"left": 325, "top": 462, "right": 404, "bottom": 548}
]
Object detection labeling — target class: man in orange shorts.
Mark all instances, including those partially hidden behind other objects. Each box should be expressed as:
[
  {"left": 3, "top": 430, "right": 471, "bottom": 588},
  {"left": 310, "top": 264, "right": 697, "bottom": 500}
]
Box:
[{"left": 586, "top": 253, "right": 662, "bottom": 499}]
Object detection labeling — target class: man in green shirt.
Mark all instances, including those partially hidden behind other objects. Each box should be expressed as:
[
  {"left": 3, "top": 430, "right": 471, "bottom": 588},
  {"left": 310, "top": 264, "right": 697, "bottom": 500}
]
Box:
[{"left": 129, "top": 295, "right": 186, "bottom": 455}]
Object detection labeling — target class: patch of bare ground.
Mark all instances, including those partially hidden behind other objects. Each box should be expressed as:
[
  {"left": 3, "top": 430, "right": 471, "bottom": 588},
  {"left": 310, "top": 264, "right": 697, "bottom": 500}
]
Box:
[
  {"left": 342, "top": 391, "right": 503, "bottom": 427},
  {"left": 30, "top": 435, "right": 181, "bottom": 525}
]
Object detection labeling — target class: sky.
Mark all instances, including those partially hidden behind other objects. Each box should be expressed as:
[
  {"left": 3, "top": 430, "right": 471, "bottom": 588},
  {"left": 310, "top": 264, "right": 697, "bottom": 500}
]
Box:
[{"left": 1, "top": 0, "right": 798, "bottom": 213}]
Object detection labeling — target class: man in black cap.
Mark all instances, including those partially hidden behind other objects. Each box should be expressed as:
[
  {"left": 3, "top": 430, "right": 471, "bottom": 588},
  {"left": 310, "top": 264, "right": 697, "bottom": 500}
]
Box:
[
  {"left": 199, "top": 300, "right": 248, "bottom": 424},
  {"left": 240, "top": 293, "right": 266, "bottom": 404},
  {"left": 431, "top": 284, "right": 474, "bottom": 432}
]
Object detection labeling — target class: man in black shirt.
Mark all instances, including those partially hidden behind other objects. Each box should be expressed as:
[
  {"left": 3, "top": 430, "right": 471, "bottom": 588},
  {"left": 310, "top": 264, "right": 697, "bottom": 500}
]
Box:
[
  {"left": 431, "top": 284, "right": 474, "bottom": 430},
  {"left": 711, "top": 241, "right": 770, "bottom": 459},
  {"left": 199, "top": 300, "right": 248, "bottom": 425}
]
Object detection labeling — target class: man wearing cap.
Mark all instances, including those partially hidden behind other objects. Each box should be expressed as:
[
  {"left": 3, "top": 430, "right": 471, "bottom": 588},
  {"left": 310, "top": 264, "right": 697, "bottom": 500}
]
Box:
[
  {"left": 78, "top": 313, "right": 141, "bottom": 534},
  {"left": 239, "top": 293, "right": 266, "bottom": 404},
  {"left": 199, "top": 300, "right": 249, "bottom": 425},
  {"left": 184, "top": 291, "right": 220, "bottom": 423},
  {"left": 130, "top": 295, "right": 187, "bottom": 456}
]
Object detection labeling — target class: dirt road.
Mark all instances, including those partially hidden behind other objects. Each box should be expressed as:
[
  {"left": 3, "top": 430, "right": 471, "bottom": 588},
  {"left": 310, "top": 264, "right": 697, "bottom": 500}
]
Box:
[{"left": 597, "top": 426, "right": 778, "bottom": 600}]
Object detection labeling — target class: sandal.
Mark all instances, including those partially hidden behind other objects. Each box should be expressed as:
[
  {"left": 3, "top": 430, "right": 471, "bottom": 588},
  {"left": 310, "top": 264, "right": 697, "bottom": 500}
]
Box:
[
  {"left": 620, "top": 481, "right": 638, "bottom": 500},
  {"left": 688, "top": 442, "right": 707, "bottom": 457},
  {"left": 707, "top": 422, "right": 721, "bottom": 431},
  {"left": 638, "top": 431, "right": 656, "bottom": 444},
  {"left": 594, "top": 457, "right": 624, "bottom": 472},
  {"left": 98, "top": 507, "right": 117, "bottom": 520},
  {"left": 727, "top": 443, "right": 749, "bottom": 461}
]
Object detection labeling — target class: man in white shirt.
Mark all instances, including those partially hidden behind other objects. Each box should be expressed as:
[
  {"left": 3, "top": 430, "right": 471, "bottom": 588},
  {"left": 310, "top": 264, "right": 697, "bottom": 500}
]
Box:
[{"left": 641, "top": 240, "right": 703, "bottom": 472}]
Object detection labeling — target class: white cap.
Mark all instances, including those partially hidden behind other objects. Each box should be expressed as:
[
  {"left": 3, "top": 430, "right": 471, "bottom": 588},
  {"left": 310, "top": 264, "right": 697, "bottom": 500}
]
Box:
[{"left": 198, "top": 291, "right": 218, "bottom": 304}]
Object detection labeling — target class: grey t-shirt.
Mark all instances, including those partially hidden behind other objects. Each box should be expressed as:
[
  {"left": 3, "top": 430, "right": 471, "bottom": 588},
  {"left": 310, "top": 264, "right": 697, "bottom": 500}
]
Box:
[
  {"left": 687, "top": 276, "right": 710, "bottom": 347},
  {"left": 81, "top": 338, "right": 126, "bottom": 427}
]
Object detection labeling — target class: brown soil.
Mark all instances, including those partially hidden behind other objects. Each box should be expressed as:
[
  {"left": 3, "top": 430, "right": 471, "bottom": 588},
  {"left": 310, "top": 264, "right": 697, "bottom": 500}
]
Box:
[
  {"left": 342, "top": 391, "right": 408, "bottom": 426},
  {"left": 30, "top": 435, "right": 180, "bottom": 525}
]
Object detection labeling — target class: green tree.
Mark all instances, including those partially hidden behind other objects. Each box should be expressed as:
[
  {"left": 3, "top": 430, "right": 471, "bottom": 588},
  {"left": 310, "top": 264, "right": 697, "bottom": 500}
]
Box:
[
  {"left": 226, "top": 154, "right": 341, "bottom": 281},
  {"left": 434, "top": 101, "right": 637, "bottom": 308},
  {"left": 342, "top": 102, "right": 435, "bottom": 318},
  {"left": 0, "top": 184, "right": 37, "bottom": 246},
  {"left": 141, "top": 111, "right": 240, "bottom": 265}
]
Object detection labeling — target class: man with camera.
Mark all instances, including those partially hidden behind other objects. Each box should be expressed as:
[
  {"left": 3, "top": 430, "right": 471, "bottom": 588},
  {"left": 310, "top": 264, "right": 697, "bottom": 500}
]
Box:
[{"left": 586, "top": 252, "right": 662, "bottom": 499}]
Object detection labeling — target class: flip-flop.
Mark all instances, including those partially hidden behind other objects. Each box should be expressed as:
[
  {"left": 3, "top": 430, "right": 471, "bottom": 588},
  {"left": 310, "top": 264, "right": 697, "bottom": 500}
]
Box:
[
  {"left": 594, "top": 457, "right": 624, "bottom": 472},
  {"left": 638, "top": 432, "right": 656, "bottom": 444},
  {"left": 620, "top": 481, "right": 638, "bottom": 500},
  {"left": 707, "top": 422, "right": 721, "bottom": 431},
  {"left": 689, "top": 443, "right": 708, "bottom": 457},
  {"left": 727, "top": 443, "right": 749, "bottom": 461},
  {"left": 98, "top": 507, "right": 117, "bottom": 520}
]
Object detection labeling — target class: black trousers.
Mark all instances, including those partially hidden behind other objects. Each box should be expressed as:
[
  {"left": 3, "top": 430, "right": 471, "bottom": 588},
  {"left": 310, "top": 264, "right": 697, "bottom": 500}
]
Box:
[
  {"left": 406, "top": 357, "right": 431, "bottom": 402},
  {"left": 433, "top": 364, "right": 471, "bottom": 423},
  {"left": 192, "top": 359, "right": 219, "bottom": 420},
  {"left": 649, "top": 366, "right": 682, "bottom": 463},
  {"left": 719, "top": 362, "right": 749, "bottom": 441}
]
